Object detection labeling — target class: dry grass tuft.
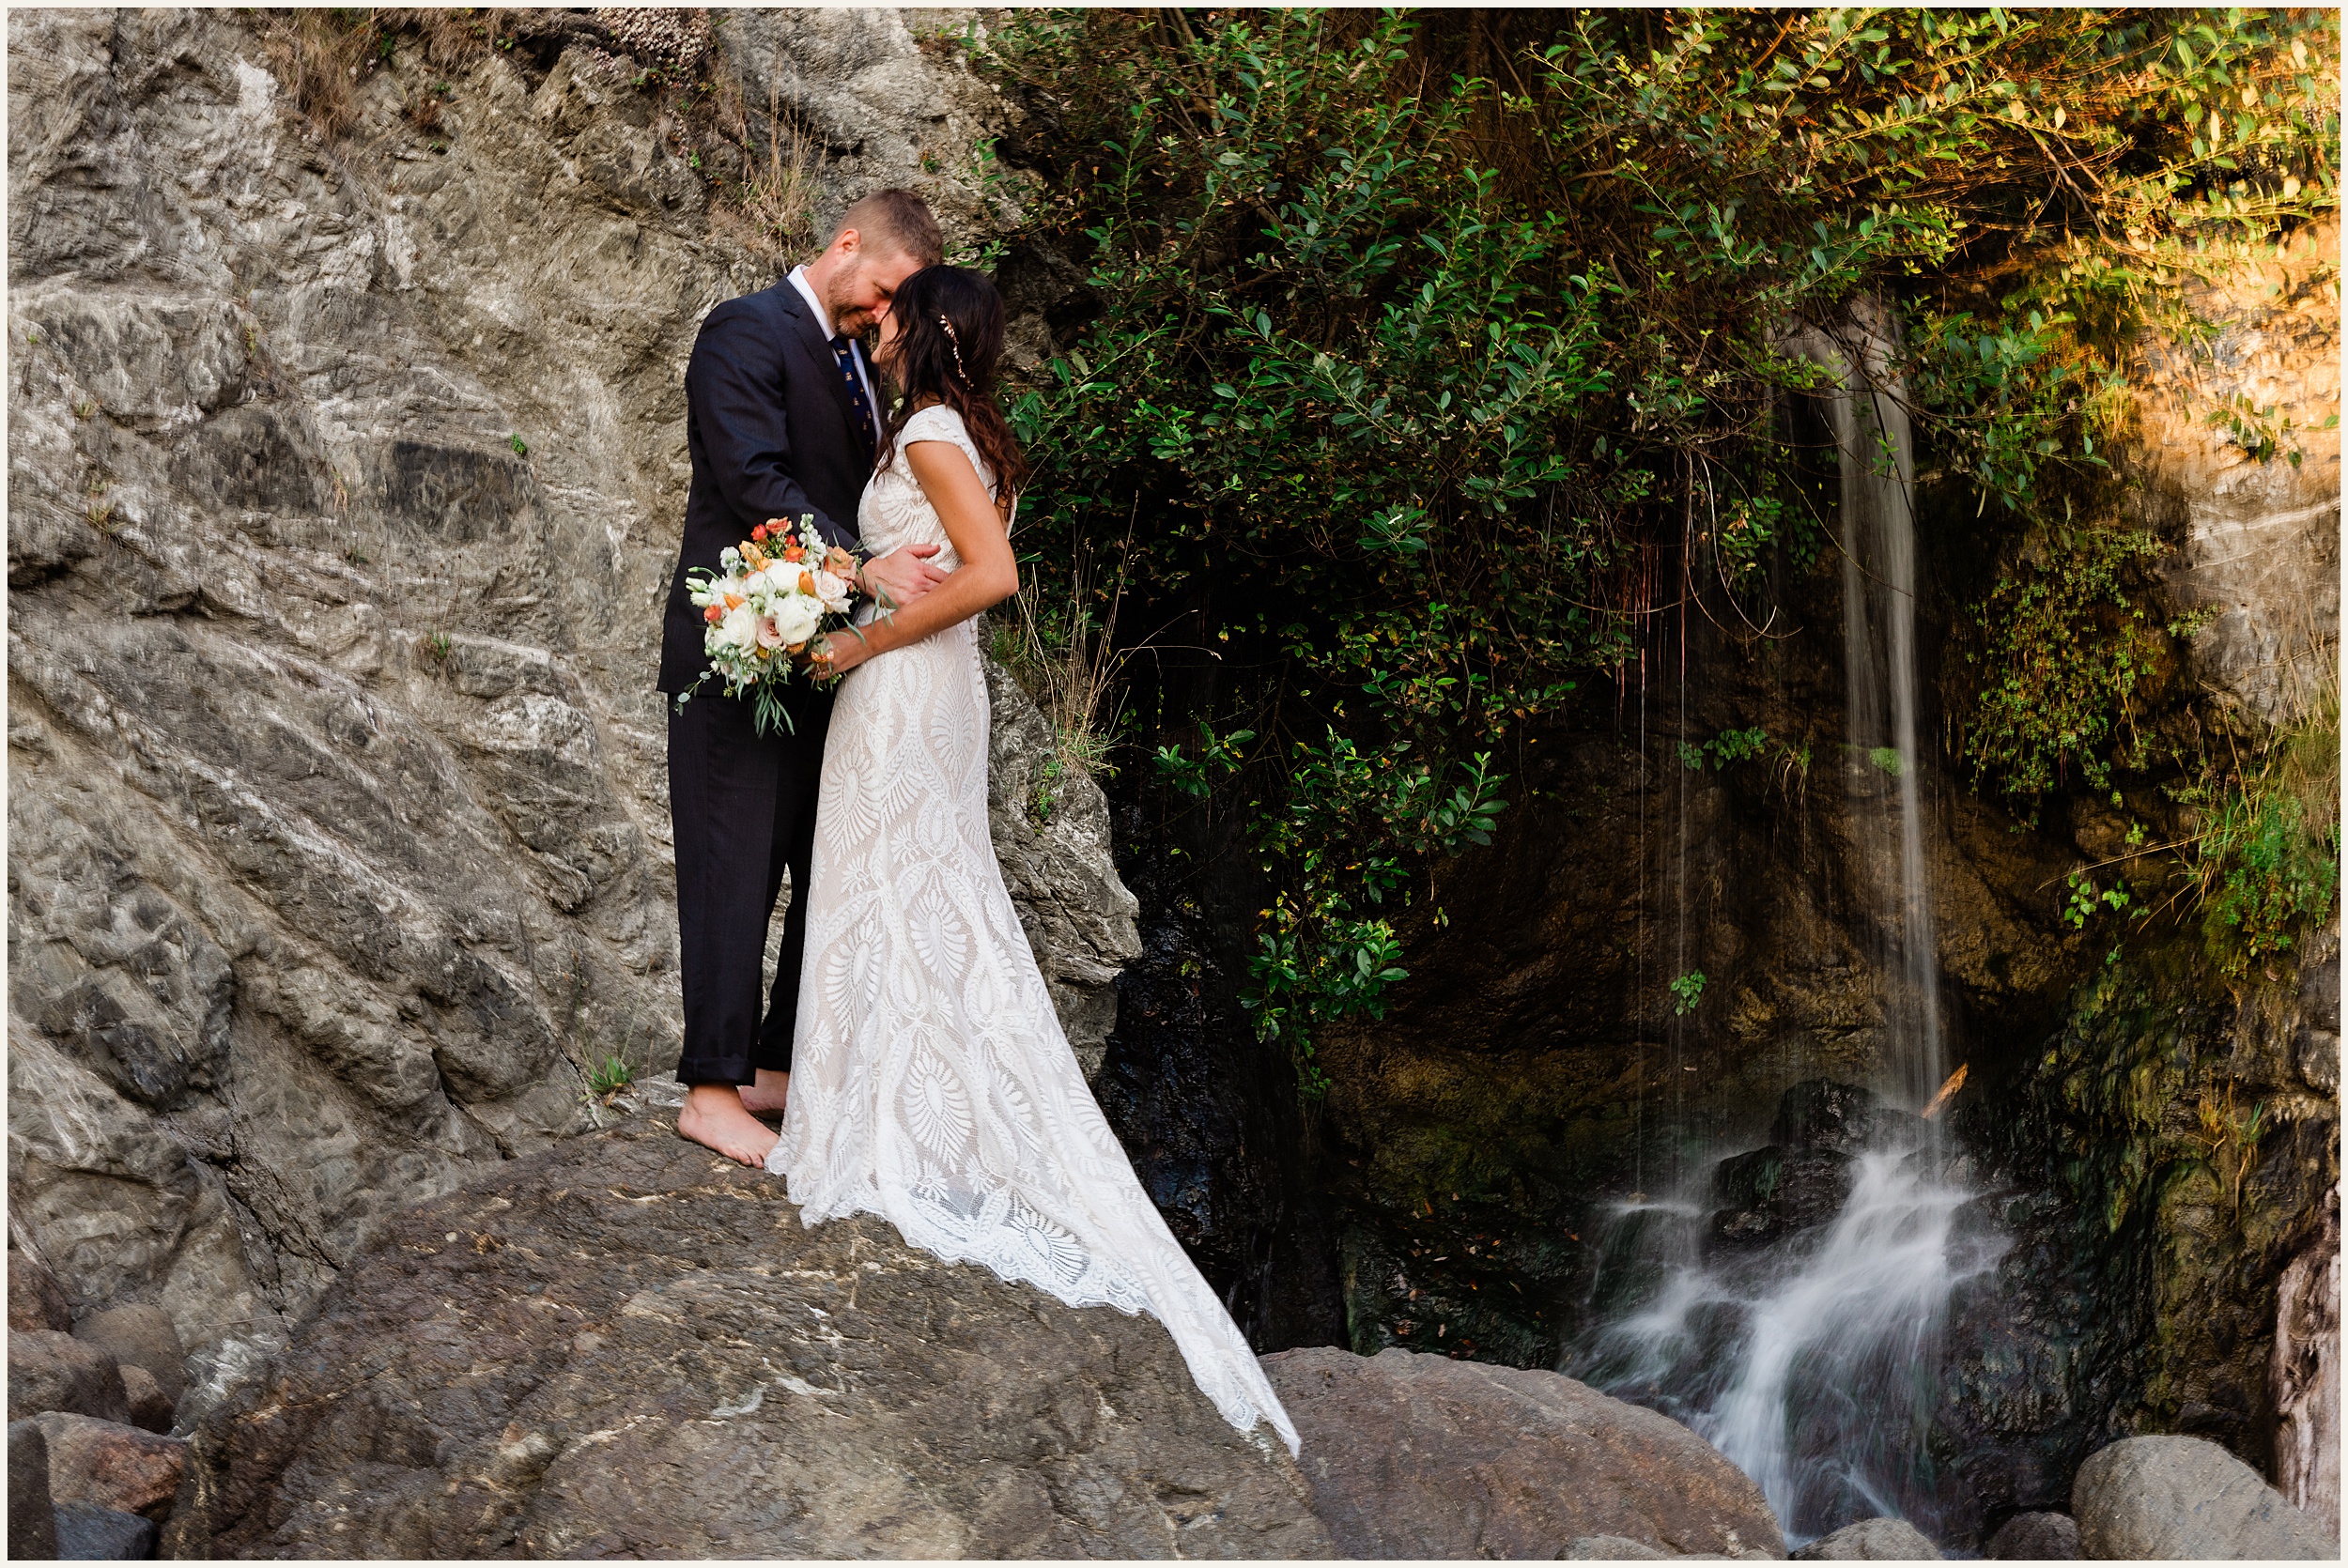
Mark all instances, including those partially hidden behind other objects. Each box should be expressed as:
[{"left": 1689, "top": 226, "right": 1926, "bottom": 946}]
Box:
[
  {"left": 261, "top": 8, "right": 490, "bottom": 140},
  {"left": 992, "top": 532, "right": 1128, "bottom": 782},
  {"left": 704, "top": 64, "right": 822, "bottom": 267}
]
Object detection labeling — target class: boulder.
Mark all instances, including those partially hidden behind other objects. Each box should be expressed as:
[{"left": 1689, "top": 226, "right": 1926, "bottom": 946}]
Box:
[
  {"left": 53, "top": 1499, "right": 156, "bottom": 1560},
  {"left": 117, "top": 1365, "right": 175, "bottom": 1435},
  {"left": 31, "top": 1411, "right": 188, "bottom": 1519},
  {"left": 72, "top": 1305, "right": 187, "bottom": 1407},
  {"left": 1788, "top": 1517, "right": 1939, "bottom": 1559},
  {"left": 2073, "top": 1436, "right": 2334, "bottom": 1560},
  {"left": 8, "top": 1419, "right": 57, "bottom": 1559},
  {"left": 982, "top": 658, "right": 1144, "bottom": 1080},
  {"left": 1710, "top": 1145, "right": 1857, "bottom": 1245},
  {"left": 1567, "top": 1536, "right": 1672, "bottom": 1560},
  {"left": 8, "top": 1249, "right": 71, "bottom": 1332},
  {"left": 1985, "top": 1511, "right": 2078, "bottom": 1559},
  {"left": 1772, "top": 1081, "right": 1894, "bottom": 1153},
  {"left": 8, "top": 1330, "right": 129, "bottom": 1423},
  {"left": 1259, "top": 1345, "right": 1784, "bottom": 1560},
  {"left": 182, "top": 1119, "right": 1331, "bottom": 1559}
]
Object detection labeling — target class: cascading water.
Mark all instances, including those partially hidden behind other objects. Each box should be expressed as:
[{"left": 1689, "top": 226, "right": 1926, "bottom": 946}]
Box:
[
  {"left": 1820, "top": 298, "right": 1946, "bottom": 1112},
  {"left": 1568, "top": 300, "right": 2003, "bottom": 1543}
]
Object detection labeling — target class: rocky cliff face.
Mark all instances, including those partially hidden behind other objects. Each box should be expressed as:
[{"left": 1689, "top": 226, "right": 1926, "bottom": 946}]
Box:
[{"left": 7, "top": 6, "right": 1135, "bottom": 1419}]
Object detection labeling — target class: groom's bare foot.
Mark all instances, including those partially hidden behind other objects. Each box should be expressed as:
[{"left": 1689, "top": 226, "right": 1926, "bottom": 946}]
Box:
[
  {"left": 737, "top": 1068, "right": 790, "bottom": 1117},
  {"left": 676, "top": 1084, "right": 780, "bottom": 1168}
]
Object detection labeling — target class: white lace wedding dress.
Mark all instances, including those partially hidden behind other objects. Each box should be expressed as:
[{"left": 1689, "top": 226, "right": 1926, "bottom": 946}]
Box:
[{"left": 766, "top": 404, "right": 1299, "bottom": 1454}]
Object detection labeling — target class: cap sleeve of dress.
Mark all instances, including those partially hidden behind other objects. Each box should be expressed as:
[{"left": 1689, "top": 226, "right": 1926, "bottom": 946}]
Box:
[{"left": 898, "top": 405, "right": 995, "bottom": 497}]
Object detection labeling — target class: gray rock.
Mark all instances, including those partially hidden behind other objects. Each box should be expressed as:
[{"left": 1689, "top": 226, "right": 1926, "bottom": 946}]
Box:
[
  {"left": 8, "top": 1419, "right": 58, "bottom": 1559},
  {"left": 1260, "top": 1345, "right": 1784, "bottom": 1560},
  {"left": 181, "top": 1118, "right": 1331, "bottom": 1559},
  {"left": 8, "top": 1248, "right": 72, "bottom": 1331},
  {"left": 72, "top": 1305, "right": 187, "bottom": 1407},
  {"left": 2272, "top": 1218, "right": 2340, "bottom": 1532},
  {"left": 2073, "top": 1435, "right": 2334, "bottom": 1560},
  {"left": 1789, "top": 1517, "right": 1939, "bottom": 1559},
  {"left": 30, "top": 1411, "right": 189, "bottom": 1520},
  {"left": 1986, "top": 1511, "right": 2078, "bottom": 1559},
  {"left": 984, "top": 657, "right": 1143, "bottom": 1080},
  {"left": 4, "top": 7, "right": 1122, "bottom": 1436},
  {"left": 2138, "top": 236, "right": 2341, "bottom": 731},
  {"left": 1568, "top": 1536, "right": 1673, "bottom": 1560},
  {"left": 53, "top": 1499, "right": 156, "bottom": 1560},
  {"left": 8, "top": 1330, "right": 130, "bottom": 1424}
]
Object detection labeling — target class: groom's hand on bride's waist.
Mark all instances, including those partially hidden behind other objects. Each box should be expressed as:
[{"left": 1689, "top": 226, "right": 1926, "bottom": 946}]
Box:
[{"left": 859, "top": 543, "right": 949, "bottom": 608}]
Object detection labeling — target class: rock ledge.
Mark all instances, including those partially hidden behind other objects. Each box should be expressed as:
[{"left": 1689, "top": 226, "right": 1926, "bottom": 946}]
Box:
[{"left": 179, "top": 1118, "right": 1330, "bottom": 1560}]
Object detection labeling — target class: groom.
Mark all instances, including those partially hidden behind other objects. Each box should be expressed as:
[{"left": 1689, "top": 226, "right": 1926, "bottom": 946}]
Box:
[{"left": 659, "top": 190, "right": 948, "bottom": 1165}]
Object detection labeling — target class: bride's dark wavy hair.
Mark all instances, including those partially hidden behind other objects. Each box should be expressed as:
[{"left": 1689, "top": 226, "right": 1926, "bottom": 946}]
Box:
[{"left": 873, "top": 265, "right": 1029, "bottom": 500}]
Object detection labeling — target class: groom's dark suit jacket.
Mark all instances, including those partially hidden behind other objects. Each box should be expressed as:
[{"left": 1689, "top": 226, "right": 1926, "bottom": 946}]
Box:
[{"left": 657, "top": 281, "right": 876, "bottom": 694}]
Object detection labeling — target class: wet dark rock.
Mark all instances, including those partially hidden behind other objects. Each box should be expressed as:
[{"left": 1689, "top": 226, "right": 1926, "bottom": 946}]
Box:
[
  {"left": 71, "top": 1306, "right": 187, "bottom": 1408},
  {"left": 53, "top": 1499, "right": 156, "bottom": 1560},
  {"left": 31, "top": 1412, "right": 188, "bottom": 1520},
  {"left": 8, "top": 1249, "right": 72, "bottom": 1332},
  {"left": 1261, "top": 1345, "right": 1785, "bottom": 1560},
  {"left": 9, "top": 1419, "right": 57, "bottom": 1558},
  {"left": 1710, "top": 1145, "right": 1858, "bottom": 1245},
  {"left": 1772, "top": 1081, "right": 1917, "bottom": 1155},
  {"left": 2072, "top": 1435, "right": 2333, "bottom": 1560},
  {"left": 1985, "top": 1511, "right": 2078, "bottom": 1559},
  {"left": 8, "top": 1330, "right": 130, "bottom": 1424},
  {"left": 183, "top": 1118, "right": 1330, "bottom": 1560},
  {"left": 1788, "top": 1517, "right": 1939, "bottom": 1559}
]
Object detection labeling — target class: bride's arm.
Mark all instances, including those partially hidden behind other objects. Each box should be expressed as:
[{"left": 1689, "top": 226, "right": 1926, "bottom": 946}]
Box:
[{"left": 819, "top": 440, "right": 1015, "bottom": 675}]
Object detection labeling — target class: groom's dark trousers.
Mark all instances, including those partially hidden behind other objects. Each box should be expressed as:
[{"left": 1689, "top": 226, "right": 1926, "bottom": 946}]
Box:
[{"left": 658, "top": 280, "right": 875, "bottom": 1086}]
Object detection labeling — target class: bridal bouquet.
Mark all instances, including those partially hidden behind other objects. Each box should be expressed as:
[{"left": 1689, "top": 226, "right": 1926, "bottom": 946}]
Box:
[{"left": 676, "top": 515, "right": 860, "bottom": 734}]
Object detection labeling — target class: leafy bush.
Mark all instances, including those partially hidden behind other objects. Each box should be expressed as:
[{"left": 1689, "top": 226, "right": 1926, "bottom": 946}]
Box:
[
  {"left": 2192, "top": 693, "right": 2340, "bottom": 975},
  {"left": 971, "top": 8, "right": 2338, "bottom": 1079},
  {"left": 1961, "top": 529, "right": 2183, "bottom": 803}
]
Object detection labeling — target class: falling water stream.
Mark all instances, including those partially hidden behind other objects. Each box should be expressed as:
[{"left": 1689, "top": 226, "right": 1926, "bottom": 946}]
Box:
[{"left": 1571, "top": 300, "right": 2004, "bottom": 1543}]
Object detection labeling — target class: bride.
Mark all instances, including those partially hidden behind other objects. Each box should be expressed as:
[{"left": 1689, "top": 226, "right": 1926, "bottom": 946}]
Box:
[{"left": 765, "top": 265, "right": 1298, "bottom": 1453}]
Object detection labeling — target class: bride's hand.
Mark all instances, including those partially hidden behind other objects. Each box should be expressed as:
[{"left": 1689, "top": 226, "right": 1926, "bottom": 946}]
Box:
[{"left": 813, "top": 631, "right": 872, "bottom": 679}]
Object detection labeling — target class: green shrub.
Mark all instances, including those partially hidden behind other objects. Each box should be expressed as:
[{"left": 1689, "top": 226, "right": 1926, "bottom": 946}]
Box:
[
  {"left": 1961, "top": 529, "right": 2182, "bottom": 804},
  {"left": 972, "top": 8, "right": 2338, "bottom": 1077},
  {"left": 2193, "top": 694, "right": 2340, "bottom": 975}
]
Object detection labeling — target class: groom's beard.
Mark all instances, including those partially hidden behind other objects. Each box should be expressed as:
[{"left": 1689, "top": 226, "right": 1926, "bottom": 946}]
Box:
[{"left": 826, "top": 283, "right": 880, "bottom": 339}]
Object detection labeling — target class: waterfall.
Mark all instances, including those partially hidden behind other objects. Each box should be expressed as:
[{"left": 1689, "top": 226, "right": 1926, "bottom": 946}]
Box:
[
  {"left": 1569, "top": 299, "right": 2000, "bottom": 1544},
  {"left": 1808, "top": 297, "right": 1947, "bottom": 1110}
]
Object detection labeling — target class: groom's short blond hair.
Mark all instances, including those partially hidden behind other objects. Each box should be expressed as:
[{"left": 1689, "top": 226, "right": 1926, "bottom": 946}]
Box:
[{"left": 840, "top": 190, "right": 943, "bottom": 268}]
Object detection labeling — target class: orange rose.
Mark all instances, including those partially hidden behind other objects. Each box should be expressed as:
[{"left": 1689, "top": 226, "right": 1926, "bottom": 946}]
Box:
[
  {"left": 782, "top": 544, "right": 805, "bottom": 562},
  {"left": 750, "top": 524, "right": 769, "bottom": 543},
  {"left": 703, "top": 605, "right": 723, "bottom": 623}
]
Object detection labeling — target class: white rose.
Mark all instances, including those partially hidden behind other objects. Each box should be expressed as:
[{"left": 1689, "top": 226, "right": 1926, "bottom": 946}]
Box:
[
  {"left": 718, "top": 605, "right": 758, "bottom": 653},
  {"left": 759, "top": 562, "right": 800, "bottom": 596},
  {"left": 814, "top": 570, "right": 852, "bottom": 613},
  {"left": 769, "top": 593, "right": 822, "bottom": 647}
]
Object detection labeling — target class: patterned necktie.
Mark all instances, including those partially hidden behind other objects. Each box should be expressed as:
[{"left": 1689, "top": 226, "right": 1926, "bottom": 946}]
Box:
[{"left": 829, "top": 334, "right": 877, "bottom": 449}]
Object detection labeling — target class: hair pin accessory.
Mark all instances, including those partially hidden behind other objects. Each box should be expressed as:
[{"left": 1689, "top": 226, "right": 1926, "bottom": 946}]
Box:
[{"left": 938, "top": 315, "right": 973, "bottom": 387}]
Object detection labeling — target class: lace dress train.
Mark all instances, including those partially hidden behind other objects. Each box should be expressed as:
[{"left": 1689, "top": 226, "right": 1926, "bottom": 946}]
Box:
[{"left": 765, "top": 405, "right": 1298, "bottom": 1453}]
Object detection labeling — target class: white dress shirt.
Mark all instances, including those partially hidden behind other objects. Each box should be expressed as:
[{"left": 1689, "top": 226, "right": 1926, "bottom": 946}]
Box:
[{"left": 788, "top": 264, "right": 880, "bottom": 422}]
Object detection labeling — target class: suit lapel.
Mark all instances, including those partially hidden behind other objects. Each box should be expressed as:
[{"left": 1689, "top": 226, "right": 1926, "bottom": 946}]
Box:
[{"left": 777, "top": 284, "right": 874, "bottom": 465}]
